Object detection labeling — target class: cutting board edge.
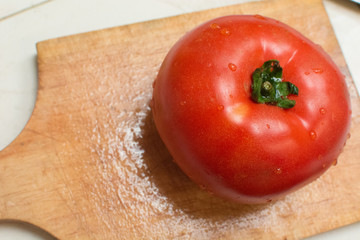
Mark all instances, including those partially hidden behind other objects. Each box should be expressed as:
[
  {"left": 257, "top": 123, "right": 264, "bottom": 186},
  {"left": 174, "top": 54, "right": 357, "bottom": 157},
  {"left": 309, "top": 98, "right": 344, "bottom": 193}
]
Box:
[{"left": 1, "top": 0, "right": 359, "bottom": 239}]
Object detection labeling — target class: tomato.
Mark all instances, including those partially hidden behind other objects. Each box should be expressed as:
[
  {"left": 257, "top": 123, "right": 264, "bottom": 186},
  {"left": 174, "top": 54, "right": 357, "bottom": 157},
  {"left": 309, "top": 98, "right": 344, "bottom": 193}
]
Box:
[{"left": 151, "top": 15, "right": 351, "bottom": 204}]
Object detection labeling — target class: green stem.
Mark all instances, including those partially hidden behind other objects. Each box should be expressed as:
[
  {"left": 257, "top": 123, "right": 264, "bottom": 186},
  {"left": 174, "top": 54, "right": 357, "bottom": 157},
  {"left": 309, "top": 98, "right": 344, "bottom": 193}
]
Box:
[{"left": 251, "top": 60, "right": 298, "bottom": 109}]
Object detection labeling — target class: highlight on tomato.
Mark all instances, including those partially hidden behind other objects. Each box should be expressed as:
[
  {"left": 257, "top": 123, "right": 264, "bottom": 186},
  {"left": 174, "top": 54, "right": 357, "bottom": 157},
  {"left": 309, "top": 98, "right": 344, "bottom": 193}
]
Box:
[{"left": 151, "top": 15, "right": 351, "bottom": 204}]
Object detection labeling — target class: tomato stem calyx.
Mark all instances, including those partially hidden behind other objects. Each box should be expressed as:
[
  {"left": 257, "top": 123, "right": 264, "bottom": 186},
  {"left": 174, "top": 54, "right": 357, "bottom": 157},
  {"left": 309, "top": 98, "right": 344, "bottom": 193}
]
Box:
[{"left": 251, "top": 60, "right": 298, "bottom": 109}]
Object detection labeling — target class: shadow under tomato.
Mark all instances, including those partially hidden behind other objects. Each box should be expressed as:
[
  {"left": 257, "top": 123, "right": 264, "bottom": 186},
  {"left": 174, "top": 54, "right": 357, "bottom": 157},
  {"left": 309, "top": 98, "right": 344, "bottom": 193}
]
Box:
[{"left": 136, "top": 107, "right": 272, "bottom": 221}]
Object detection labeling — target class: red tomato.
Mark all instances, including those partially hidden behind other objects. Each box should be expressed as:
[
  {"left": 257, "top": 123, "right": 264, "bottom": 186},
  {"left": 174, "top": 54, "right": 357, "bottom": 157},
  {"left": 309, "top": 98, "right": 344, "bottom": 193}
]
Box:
[{"left": 151, "top": 15, "right": 351, "bottom": 204}]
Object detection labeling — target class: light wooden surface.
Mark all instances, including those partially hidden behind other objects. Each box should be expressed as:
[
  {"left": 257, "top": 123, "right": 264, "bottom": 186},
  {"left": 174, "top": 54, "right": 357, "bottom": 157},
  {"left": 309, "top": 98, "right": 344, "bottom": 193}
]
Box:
[{"left": 0, "top": 0, "right": 360, "bottom": 239}]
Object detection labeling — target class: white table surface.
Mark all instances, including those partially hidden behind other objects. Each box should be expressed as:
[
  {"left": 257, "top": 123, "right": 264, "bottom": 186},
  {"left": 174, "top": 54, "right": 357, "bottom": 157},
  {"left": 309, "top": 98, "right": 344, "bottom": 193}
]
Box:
[{"left": 0, "top": 0, "right": 359, "bottom": 239}]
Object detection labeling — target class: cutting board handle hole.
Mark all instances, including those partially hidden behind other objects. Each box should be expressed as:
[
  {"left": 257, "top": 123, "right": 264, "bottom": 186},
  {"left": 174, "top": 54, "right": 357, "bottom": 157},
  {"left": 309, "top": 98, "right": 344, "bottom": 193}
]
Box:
[{"left": 0, "top": 55, "right": 38, "bottom": 151}]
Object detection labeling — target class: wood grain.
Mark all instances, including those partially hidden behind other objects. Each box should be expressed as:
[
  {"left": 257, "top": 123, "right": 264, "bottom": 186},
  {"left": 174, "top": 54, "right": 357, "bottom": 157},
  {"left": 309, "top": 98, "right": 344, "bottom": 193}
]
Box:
[{"left": 1, "top": 0, "right": 360, "bottom": 239}]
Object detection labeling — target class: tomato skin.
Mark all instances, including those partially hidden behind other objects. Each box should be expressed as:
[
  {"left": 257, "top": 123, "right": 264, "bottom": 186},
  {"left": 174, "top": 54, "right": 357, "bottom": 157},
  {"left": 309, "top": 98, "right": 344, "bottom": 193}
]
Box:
[{"left": 152, "top": 15, "right": 351, "bottom": 204}]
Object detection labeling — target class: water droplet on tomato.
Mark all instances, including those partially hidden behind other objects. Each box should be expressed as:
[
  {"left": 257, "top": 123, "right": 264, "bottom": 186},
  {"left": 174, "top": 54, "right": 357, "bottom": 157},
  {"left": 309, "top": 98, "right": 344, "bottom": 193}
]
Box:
[
  {"left": 200, "top": 184, "right": 207, "bottom": 190},
  {"left": 266, "top": 124, "right": 271, "bottom": 129},
  {"left": 312, "top": 68, "right": 323, "bottom": 74},
  {"left": 229, "top": 94, "right": 234, "bottom": 98},
  {"left": 210, "top": 23, "right": 220, "bottom": 29},
  {"left": 180, "top": 101, "right": 187, "bottom": 106},
  {"left": 309, "top": 130, "right": 317, "bottom": 140},
  {"left": 304, "top": 71, "right": 310, "bottom": 75},
  {"left": 319, "top": 107, "right": 326, "bottom": 115},
  {"left": 228, "top": 63, "right": 237, "bottom": 71},
  {"left": 217, "top": 105, "right": 224, "bottom": 111},
  {"left": 220, "top": 28, "right": 231, "bottom": 36},
  {"left": 322, "top": 163, "right": 326, "bottom": 169},
  {"left": 275, "top": 168, "right": 282, "bottom": 174}
]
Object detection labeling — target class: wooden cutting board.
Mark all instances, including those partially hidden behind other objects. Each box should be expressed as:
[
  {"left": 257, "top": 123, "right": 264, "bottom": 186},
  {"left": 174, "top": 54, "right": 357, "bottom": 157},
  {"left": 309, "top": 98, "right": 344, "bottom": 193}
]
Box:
[{"left": 1, "top": 0, "right": 360, "bottom": 239}]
